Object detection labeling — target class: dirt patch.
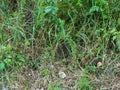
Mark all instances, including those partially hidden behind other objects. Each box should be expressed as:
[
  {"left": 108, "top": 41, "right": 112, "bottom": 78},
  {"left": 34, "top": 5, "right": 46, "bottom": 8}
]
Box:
[{"left": 0, "top": 61, "right": 120, "bottom": 90}]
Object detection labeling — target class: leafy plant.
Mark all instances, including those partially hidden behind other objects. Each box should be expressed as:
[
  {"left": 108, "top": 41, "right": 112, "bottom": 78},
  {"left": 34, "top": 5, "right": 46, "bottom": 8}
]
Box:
[
  {"left": 41, "top": 68, "right": 50, "bottom": 76},
  {"left": 48, "top": 85, "right": 61, "bottom": 90},
  {"left": 76, "top": 70, "right": 94, "bottom": 90},
  {"left": 0, "top": 45, "right": 25, "bottom": 73},
  {"left": 109, "top": 28, "right": 120, "bottom": 51},
  {"left": 0, "top": 62, "right": 5, "bottom": 72}
]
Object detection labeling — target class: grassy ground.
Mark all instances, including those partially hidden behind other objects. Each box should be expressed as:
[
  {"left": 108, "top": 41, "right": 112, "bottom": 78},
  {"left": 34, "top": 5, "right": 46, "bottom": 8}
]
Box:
[{"left": 0, "top": 0, "right": 120, "bottom": 90}]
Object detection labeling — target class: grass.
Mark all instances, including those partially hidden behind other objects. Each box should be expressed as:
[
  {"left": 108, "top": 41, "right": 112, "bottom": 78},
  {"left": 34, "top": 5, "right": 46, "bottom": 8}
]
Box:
[{"left": 0, "top": 0, "right": 120, "bottom": 89}]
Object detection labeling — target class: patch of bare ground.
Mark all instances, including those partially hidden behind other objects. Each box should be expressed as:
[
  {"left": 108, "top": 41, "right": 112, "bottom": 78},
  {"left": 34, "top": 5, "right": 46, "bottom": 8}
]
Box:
[
  {"left": 0, "top": 61, "right": 81, "bottom": 90},
  {"left": 0, "top": 60, "right": 120, "bottom": 90}
]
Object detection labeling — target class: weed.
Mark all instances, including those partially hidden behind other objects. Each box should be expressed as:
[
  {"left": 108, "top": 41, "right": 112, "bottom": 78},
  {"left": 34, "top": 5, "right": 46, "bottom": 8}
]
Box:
[
  {"left": 0, "top": 45, "right": 25, "bottom": 73},
  {"left": 76, "top": 70, "right": 94, "bottom": 90},
  {"left": 41, "top": 68, "right": 50, "bottom": 76},
  {"left": 48, "top": 84, "right": 62, "bottom": 90}
]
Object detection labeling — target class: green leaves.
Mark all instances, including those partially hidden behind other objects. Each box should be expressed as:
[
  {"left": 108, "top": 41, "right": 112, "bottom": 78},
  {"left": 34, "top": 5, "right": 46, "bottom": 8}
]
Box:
[
  {"left": 89, "top": 0, "right": 109, "bottom": 19},
  {"left": 4, "top": 58, "right": 12, "bottom": 68},
  {"left": 25, "top": 40, "right": 30, "bottom": 46},
  {"left": 0, "top": 62, "right": 5, "bottom": 72},
  {"left": 90, "top": 6, "right": 99, "bottom": 13},
  {"left": 45, "top": 6, "right": 58, "bottom": 15},
  {"left": 110, "top": 28, "right": 120, "bottom": 51},
  {"left": 48, "top": 85, "right": 62, "bottom": 90},
  {"left": 77, "top": 70, "right": 93, "bottom": 90},
  {"left": 117, "top": 18, "right": 120, "bottom": 25},
  {"left": 0, "top": 45, "right": 26, "bottom": 73},
  {"left": 41, "top": 68, "right": 50, "bottom": 76},
  {"left": 17, "top": 54, "right": 25, "bottom": 62}
]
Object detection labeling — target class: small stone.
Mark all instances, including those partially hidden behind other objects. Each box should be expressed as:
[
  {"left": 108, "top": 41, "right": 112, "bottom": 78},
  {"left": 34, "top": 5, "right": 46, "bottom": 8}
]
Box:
[
  {"left": 97, "top": 62, "right": 102, "bottom": 67},
  {"left": 40, "top": 87, "right": 44, "bottom": 90},
  {"left": 35, "top": 88, "right": 40, "bottom": 90},
  {"left": 35, "top": 87, "right": 44, "bottom": 90},
  {"left": 28, "top": 73, "right": 31, "bottom": 76},
  {"left": 58, "top": 71, "right": 66, "bottom": 79}
]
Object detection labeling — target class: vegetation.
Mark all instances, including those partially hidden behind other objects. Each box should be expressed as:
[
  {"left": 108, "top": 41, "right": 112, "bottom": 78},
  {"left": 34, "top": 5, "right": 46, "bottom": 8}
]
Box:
[{"left": 0, "top": 0, "right": 120, "bottom": 89}]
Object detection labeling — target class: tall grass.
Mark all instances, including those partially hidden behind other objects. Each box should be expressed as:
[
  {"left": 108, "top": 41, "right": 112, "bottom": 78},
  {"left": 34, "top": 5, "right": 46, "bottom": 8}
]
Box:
[{"left": 0, "top": 0, "right": 120, "bottom": 73}]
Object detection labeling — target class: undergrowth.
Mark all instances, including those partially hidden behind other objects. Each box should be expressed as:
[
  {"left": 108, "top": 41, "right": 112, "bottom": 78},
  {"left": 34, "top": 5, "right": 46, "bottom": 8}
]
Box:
[{"left": 0, "top": 0, "right": 120, "bottom": 89}]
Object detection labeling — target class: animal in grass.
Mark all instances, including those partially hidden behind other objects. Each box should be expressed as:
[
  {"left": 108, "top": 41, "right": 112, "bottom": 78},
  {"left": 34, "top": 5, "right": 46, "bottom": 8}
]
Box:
[{"left": 54, "top": 40, "right": 70, "bottom": 58}]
